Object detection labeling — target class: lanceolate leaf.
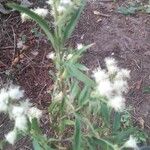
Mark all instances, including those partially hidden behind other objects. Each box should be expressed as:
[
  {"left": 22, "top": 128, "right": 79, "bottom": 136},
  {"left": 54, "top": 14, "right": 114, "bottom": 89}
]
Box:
[
  {"left": 63, "top": 1, "right": 86, "bottom": 40},
  {"left": 32, "top": 139, "right": 42, "bottom": 150},
  {"left": 67, "top": 64, "right": 95, "bottom": 87},
  {"left": 100, "top": 103, "right": 111, "bottom": 127},
  {"left": 78, "top": 86, "right": 90, "bottom": 105},
  {"left": 73, "top": 115, "right": 82, "bottom": 150},
  {"left": 7, "top": 3, "right": 56, "bottom": 48},
  {"left": 112, "top": 112, "right": 121, "bottom": 132},
  {"left": 88, "top": 137, "right": 114, "bottom": 150}
]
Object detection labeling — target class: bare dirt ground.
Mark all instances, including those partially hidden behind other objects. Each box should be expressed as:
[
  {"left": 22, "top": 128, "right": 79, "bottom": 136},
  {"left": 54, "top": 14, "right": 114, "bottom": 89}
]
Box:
[{"left": 0, "top": 0, "right": 150, "bottom": 149}]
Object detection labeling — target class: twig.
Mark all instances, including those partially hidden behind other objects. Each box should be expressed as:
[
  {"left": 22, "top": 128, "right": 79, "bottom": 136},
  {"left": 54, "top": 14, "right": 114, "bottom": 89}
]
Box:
[
  {"left": 1, "top": 46, "right": 14, "bottom": 50},
  {"left": 11, "top": 26, "right": 18, "bottom": 60}
]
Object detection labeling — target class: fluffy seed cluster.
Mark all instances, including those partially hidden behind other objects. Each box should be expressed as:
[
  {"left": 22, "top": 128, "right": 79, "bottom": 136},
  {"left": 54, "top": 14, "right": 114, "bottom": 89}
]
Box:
[
  {"left": 93, "top": 57, "right": 130, "bottom": 111},
  {"left": 0, "top": 85, "right": 42, "bottom": 145},
  {"left": 21, "top": 7, "right": 49, "bottom": 22},
  {"left": 124, "top": 135, "right": 138, "bottom": 149},
  {"left": 47, "top": 0, "right": 75, "bottom": 15}
]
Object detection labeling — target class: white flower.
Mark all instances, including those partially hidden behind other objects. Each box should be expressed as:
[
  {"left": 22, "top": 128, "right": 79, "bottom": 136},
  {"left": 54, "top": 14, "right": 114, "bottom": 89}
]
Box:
[
  {"left": 15, "top": 115, "right": 27, "bottom": 131},
  {"left": 5, "top": 130, "right": 17, "bottom": 145},
  {"left": 8, "top": 86, "right": 24, "bottom": 100},
  {"left": 93, "top": 68, "right": 109, "bottom": 83},
  {"left": 124, "top": 135, "right": 138, "bottom": 149},
  {"left": 28, "top": 107, "right": 42, "bottom": 122},
  {"left": 46, "top": 52, "right": 55, "bottom": 59},
  {"left": 77, "top": 43, "right": 83, "bottom": 50},
  {"left": 108, "top": 96, "right": 125, "bottom": 111},
  {"left": 33, "top": 8, "right": 49, "bottom": 18},
  {"left": 0, "top": 89, "right": 9, "bottom": 112},
  {"left": 97, "top": 80, "right": 113, "bottom": 98}
]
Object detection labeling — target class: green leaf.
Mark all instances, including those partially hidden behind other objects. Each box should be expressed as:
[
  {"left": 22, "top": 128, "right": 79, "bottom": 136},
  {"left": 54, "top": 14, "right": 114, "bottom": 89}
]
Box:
[
  {"left": 32, "top": 139, "right": 42, "bottom": 150},
  {"left": 73, "top": 115, "right": 82, "bottom": 150},
  {"left": 88, "top": 137, "right": 114, "bottom": 150},
  {"left": 78, "top": 86, "right": 90, "bottom": 105},
  {"left": 67, "top": 64, "right": 95, "bottom": 87},
  {"left": 143, "top": 86, "right": 150, "bottom": 94},
  {"left": 60, "top": 119, "right": 75, "bottom": 132},
  {"left": 100, "top": 103, "right": 111, "bottom": 127},
  {"left": 71, "top": 81, "right": 80, "bottom": 99},
  {"left": 75, "top": 63, "right": 89, "bottom": 71},
  {"left": 63, "top": 1, "right": 86, "bottom": 40},
  {"left": 112, "top": 112, "right": 121, "bottom": 132},
  {"left": 7, "top": 3, "right": 56, "bottom": 48},
  {"left": 31, "top": 118, "right": 42, "bottom": 134},
  {"left": 75, "top": 43, "right": 94, "bottom": 56},
  {"left": 87, "top": 138, "right": 96, "bottom": 149},
  {"left": 113, "top": 127, "right": 137, "bottom": 144},
  {"left": 32, "top": 135, "right": 54, "bottom": 150}
]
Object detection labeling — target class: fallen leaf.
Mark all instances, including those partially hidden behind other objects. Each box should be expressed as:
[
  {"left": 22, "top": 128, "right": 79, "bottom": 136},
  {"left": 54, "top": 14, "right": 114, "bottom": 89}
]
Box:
[
  {"left": 137, "top": 117, "right": 145, "bottom": 129},
  {"left": 135, "top": 79, "right": 142, "bottom": 90}
]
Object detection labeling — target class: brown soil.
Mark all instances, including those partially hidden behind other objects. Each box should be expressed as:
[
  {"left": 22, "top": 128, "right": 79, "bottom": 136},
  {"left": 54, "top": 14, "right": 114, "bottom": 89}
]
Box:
[{"left": 0, "top": 0, "right": 150, "bottom": 149}]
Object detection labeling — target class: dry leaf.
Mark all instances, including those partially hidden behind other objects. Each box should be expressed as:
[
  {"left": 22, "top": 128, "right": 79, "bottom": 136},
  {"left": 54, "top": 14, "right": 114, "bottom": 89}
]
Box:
[{"left": 137, "top": 117, "right": 145, "bottom": 129}]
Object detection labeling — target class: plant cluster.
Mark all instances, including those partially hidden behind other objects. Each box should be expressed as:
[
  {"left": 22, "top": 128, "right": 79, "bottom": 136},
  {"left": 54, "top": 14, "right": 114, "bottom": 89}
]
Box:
[
  {"left": 0, "top": 85, "right": 42, "bottom": 145},
  {"left": 117, "top": 0, "right": 150, "bottom": 15},
  {"left": 0, "top": 0, "right": 148, "bottom": 149}
]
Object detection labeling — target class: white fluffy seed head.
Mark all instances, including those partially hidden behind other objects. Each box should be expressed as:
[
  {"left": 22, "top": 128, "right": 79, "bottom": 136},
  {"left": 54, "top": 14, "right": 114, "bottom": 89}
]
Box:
[
  {"left": 57, "top": 5, "right": 66, "bottom": 13},
  {"left": 21, "top": 13, "right": 31, "bottom": 22},
  {"left": 28, "top": 107, "right": 42, "bottom": 122},
  {"left": 21, "top": 8, "right": 48, "bottom": 22},
  {"left": 113, "top": 79, "right": 128, "bottom": 94},
  {"left": 5, "top": 130, "right": 17, "bottom": 145},
  {"left": 116, "top": 69, "right": 130, "bottom": 80},
  {"left": 124, "top": 135, "right": 138, "bottom": 149},
  {"left": 60, "top": 0, "right": 72, "bottom": 5},
  {"left": 77, "top": 43, "right": 83, "bottom": 50},
  {"left": 0, "top": 89, "right": 9, "bottom": 112},
  {"left": 93, "top": 68, "right": 109, "bottom": 83},
  {"left": 105, "top": 57, "right": 118, "bottom": 74},
  {"left": 8, "top": 86, "right": 24, "bottom": 100},
  {"left": 46, "top": 52, "right": 55, "bottom": 60},
  {"left": 15, "top": 116, "right": 28, "bottom": 131},
  {"left": 108, "top": 96, "right": 125, "bottom": 112},
  {"left": 105, "top": 57, "right": 117, "bottom": 67},
  {"left": 33, "top": 8, "right": 49, "bottom": 17},
  {"left": 97, "top": 80, "right": 113, "bottom": 98},
  {"left": 11, "top": 106, "right": 25, "bottom": 118},
  {"left": 93, "top": 57, "right": 130, "bottom": 111}
]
